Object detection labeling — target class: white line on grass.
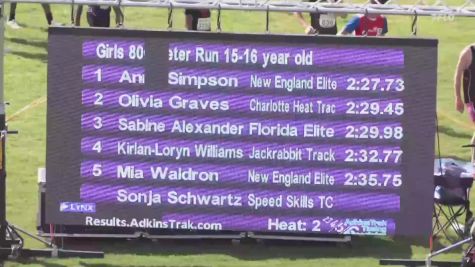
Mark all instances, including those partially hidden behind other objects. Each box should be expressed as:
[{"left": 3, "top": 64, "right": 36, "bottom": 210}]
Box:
[
  {"left": 438, "top": 111, "right": 475, "bottom": 130},
  {"left": 6, "top": 96, "right": 46, "bottom": 122}
]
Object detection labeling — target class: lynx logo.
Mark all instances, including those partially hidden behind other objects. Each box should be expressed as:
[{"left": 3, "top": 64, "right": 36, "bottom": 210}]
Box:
[{"left": 60, "top": 202, "right": 96, "bottom": 213}]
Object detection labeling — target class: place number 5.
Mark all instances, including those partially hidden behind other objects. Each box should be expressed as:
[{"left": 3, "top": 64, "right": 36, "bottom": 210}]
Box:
[{"left": 92, "top": 164, "right": 102, "bottom": 177}]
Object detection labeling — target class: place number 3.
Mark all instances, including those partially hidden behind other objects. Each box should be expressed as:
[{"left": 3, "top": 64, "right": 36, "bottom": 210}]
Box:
[{"left": 93, "top": 117, "right": 103, "bottom": 129}]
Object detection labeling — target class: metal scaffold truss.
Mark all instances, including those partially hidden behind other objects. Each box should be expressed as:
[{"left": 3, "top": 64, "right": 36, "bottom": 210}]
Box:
[{"left": 0, "top": 0, "right": 474, "bottom": 17}]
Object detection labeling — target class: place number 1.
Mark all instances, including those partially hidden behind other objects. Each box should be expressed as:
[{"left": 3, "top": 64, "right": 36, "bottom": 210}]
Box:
[{"left": 94, "top": 68, "right": 102, "bottom": 82}]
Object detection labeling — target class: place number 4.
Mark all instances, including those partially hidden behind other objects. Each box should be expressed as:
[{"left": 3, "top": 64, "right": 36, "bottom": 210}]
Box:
[{"left": 92, "top": 141, "right": 102, "bottom": 153}]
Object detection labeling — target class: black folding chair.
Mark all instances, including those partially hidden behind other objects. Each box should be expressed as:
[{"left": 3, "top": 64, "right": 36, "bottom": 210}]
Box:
[{"left": 433, "top": 164, "right": 473, "bottom": 243}]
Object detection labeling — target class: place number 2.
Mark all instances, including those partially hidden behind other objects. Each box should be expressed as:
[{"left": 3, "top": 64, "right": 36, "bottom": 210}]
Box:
[{"left": 94, "top": 92, "right": 103, "bottom": 106}]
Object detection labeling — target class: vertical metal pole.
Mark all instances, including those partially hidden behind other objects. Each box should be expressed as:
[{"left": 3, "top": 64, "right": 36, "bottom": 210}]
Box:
[{"left": 0, "top": 0, "right": 7, "bottom": 250}]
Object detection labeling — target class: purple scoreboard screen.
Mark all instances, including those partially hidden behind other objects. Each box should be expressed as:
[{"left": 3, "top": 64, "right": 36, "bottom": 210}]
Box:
[{"left": 46, "top": 28, "right": 437, "bottom": 237}]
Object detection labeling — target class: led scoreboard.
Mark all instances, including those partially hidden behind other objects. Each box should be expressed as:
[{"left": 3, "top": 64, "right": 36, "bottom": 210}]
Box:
[{"left": 45, "top": 27, "right": 437, "bottom": 237}]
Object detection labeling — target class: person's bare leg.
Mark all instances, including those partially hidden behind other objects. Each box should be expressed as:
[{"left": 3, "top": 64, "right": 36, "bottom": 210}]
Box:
[
  {"left": 470, "top": 132, "right": 475, "bottom": 181},
  {"left": 41, "top": 4, "right": 53, "bottom": 25},
  {"left": 113, "top": 6, "right": 123, "bottom": 27},
  {"left": 9, "top": 3, "right": 16, "bottom": 21},
  {"left": 75, "top": 5, "right": 83, "bottom": 26},
  {"left": 6, "top": 3, "right": 21, "bottom": 29},
  {"left": 471, "top": 132, "right": 475, "bottom": 165}
]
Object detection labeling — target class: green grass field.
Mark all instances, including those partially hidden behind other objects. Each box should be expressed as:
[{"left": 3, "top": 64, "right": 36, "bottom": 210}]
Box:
[{"left": 2, "top": 3, "right": 475, "bottom": 266}]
